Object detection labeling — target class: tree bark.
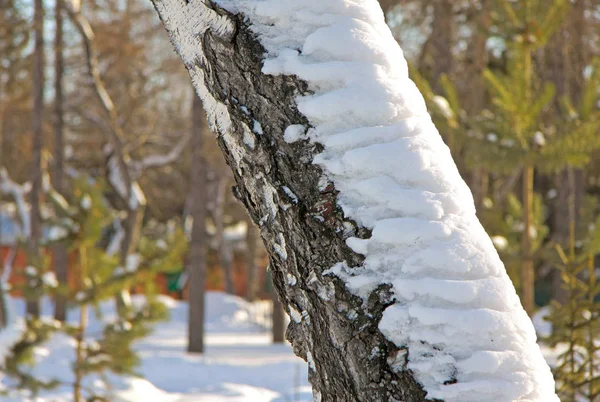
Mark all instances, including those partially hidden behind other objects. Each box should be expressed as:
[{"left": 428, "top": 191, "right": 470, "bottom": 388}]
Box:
[
  {"left": 28, "top": 0, "right": 45, "bottom": 317},
  {"left": 187, "top": 92, "right": 208, "bottom": 354},
  {"left": 271, "top": 282, "right": 285, "bottom": 344},
  {"left": 53, "top": 0, "right": 69, "bottom": 322},
  {"left": 153, "top": 2, "right": 427, "bottom": 400},
  {"left": 464, "top": 0, "right": 491, "bottom": 212},
  {"left": 419, "top": 0, "right": 456, "bottom": 94},
  {"left": 521, "top": 164, "right": 535, "bottom": 316},
  {"left": 212, "top": 177, "right": 235, "bottom": 294},
  {"left": 245, "top": 216, "right": 259, "bottom": 301}
]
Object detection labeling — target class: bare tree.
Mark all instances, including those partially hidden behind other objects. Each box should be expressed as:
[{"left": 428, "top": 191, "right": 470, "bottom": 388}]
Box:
[
  {"left": 187, "top": 92, "right": 208, "bottom": 353},
  {"left": 65, "top": 0, "right": 189, "bottom": 313}
]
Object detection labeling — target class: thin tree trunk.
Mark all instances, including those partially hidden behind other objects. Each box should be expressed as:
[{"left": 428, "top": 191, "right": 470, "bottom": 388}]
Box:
[
  {"left": 552, "top": 168, "right": 584, "bottom": 304},
  {"left": 28, "top": 0, "right": 45, "bottom": 317},
  {"left": 521, "top": 164, "right": 535, "bottom": 316},
  {"left": 245, "top": 217, "right": 259, "bottom": 301},
  {"left": 465, "top": 0, "right": 491, "bottom": 212},
  {"left": 53, "top": 0, "right": 69, "bottom": 322},
  {"left": 271, "top": 284, "right": 285, "bottom": 344},
  {"left": 0, "top": 247, "right": 17, "bottom": 329},
  {"left": 73, "top": 246, "right": 88, "bottom": 402},
  {"left": 546, "top": 0, "right": 587, "bottom": 305},
  {"left": 187, "top": 92, "right": 208, "bottom": 354},
  {"left": 115, "top": 204, "right": 145, "bottom": 313},
  {"left": 0, "top": 252, "right": 9, "bottom": 329},
  {"left": 213, "top": 177, "right": 234, "bottom": 294},
  {"left": 0, "top": 285, "right": 6, "bottom": 329},
  {"left": 418, "top": 0, "right": 456, "bottom": 94}
]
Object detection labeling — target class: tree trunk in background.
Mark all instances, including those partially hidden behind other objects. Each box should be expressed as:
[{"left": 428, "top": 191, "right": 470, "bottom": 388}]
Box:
[
  {"left": 53, "top": 0, "right": 69, "bottom": 322},
  {"left": 213, "top": 177, "right": 235, "bottom": 294},
  {"left": 153, "top": 2, "right": 428, "bottom": 399},
  {"left": 427, "top": 0, "right": 457, "bottom": 94},
  {"left": 245, "top": 217, "right": 259, "bottom": 301},
  {"left": 552, "top": 169, "right": 584, "bottom": 304},
  {"left": 115, "top": 203, "right": 145, "bottom": 312},
  {"left": 546, "top": 0, "right": 587, "bottom": 305},
  {"left": 187, "top": 92, "right": 208, "bottom": 354},
  {"left": 271, "top": 282, "right": 285, "bottom": 344},
  {"left": 28, "top": 0, "right": 45, "bottom": 317},
  {"left": 521, "top": 165, "right": 535, "bottom": 316},
  {"left": 0, "top": 283, "right": 7, "bottom": 328},
  {"left": 464, "top": 0, "right": 491, "bottom": 212}
]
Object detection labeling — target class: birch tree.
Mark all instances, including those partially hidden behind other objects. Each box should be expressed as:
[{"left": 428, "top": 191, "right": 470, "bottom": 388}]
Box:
[{"left": 153, "top": 0, "right": 558, "bottom": 400}]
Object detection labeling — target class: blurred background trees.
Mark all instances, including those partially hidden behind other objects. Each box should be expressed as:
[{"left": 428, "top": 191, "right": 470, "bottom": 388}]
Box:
[{"left": 0, "top": 0, "right": 600, "bottom": 398}]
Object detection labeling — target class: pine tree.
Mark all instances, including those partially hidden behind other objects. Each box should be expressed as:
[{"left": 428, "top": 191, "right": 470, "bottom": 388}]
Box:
[
  {"left": 1, "top": 178, "right": 184, "bottom": 400},
  {"left": 546, "top": 221, "right": 600, "bottom": 401},
  {"left": 416, "top": 0, "right": 600, "bottom": 316}
]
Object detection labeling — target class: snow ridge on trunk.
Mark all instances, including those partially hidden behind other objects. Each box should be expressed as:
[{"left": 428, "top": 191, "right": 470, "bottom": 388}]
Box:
[
  {"left": 216, "top": 1, "right": 557, "bottom": 400},
  {"left": 153, "top": 0, "right": 557, "bottom": 400}
]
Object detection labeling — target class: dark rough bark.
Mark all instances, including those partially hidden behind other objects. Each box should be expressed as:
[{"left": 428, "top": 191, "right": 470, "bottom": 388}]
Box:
[
  {"left": 28, "top": 0, "right": 45, "bottom": 317},
  {"left": 53, "top": 0, "right": 69, "bottom": 322},
  {"left": 187, "top": 92, "right": 208, "bottom": 354},
  {"left": 154, "top": 2, "right": 428, "bottom": 400}
]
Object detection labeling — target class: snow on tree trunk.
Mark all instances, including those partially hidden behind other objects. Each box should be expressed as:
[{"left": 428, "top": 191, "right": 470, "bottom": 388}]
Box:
[{"left": 152, "top": 0, "right": 558, "bottom": 400}]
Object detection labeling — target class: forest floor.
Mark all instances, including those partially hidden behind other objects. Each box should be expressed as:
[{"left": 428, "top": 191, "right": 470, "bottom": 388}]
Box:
[{"left": 0, "top": 292, "right": 311, "bottom": 401}]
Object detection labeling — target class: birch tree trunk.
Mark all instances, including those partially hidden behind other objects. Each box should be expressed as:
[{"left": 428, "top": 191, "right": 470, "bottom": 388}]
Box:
[
  {"left": 153, "top": 1, "right": 557, "bottom": 400},
  {"left": 187, "top": 92, "right": 208, "bottom": 353}
]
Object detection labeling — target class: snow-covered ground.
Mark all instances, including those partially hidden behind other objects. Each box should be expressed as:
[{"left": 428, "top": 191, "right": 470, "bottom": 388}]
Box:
[
  {"left": 0, "top": 291, "right": 563, "bottom": 401},
  {"left": 0, "top": 292, "right": 311, "bottom": 402}
]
